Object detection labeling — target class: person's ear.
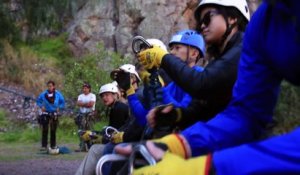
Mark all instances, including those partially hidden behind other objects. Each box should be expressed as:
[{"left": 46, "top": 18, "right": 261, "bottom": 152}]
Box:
[
  {"left": 228, "top": 17, "right": 237, "bottom": 26},
  {"left": 190, "top": 48, "right": 200, "bottom": 60}
]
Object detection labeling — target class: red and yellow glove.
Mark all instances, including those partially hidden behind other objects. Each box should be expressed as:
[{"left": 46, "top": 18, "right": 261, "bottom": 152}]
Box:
[
  {"left": 137, "top": 45, "right": 168, "bottom": 70},
  {"left": 133, "top": 152, "right": 213, "bottom": 175},
  {"left": 154, "top": 134, "right": 191, "bottom": 159}
]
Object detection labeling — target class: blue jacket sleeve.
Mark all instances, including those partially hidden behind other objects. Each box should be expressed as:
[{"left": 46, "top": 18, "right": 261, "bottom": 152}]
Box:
[
  {"left": 213, "top": 127, "right": 300, "bottom": 175},
  {"left": 163, "top": 66, "right": 203, "bottom": 108},
  {"left": 162, "top": 83, "right": 192, "bottom": 108},
  {"left": 57, "top": 91, "right": 65, "bottom": 109},
  {"left": 182, "top": 3, "right": 282, "bottom": 156},
  {"left": 36, "top": 91, "right": 45, "bottom": 108},
  {"left": 127, "top": 94, "right": 149, "bottom": 126}
]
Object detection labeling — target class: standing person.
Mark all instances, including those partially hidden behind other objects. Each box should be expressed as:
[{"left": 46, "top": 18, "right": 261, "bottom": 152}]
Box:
[
  {"left": 99, "top": 83, "right": 129, "bottom": 129},
  {"left": 77, "top": 82, "right": 96, "bottom": 115},
  {"left": 75, "top": 82, "right": 96, "bottom": 151},
  {"left": 36, "top": 80, "right": 65, "bottom": 151}
]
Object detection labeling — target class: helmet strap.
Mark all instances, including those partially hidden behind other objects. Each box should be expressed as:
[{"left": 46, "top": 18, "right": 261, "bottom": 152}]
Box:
[{"left": 185, "top": 45, "right": 190, "bottom": 65}]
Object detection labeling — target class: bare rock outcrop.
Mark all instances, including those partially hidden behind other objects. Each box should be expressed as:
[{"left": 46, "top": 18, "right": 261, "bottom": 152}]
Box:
[{"left": 67, "top": 0, "right": 261, "bottom": 58}]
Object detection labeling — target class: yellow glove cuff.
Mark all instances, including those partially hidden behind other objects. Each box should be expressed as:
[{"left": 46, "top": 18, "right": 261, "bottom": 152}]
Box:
[
  {"left": 154, "top": 134, "right": 191, "bottom": 159},
  {"left": 112, "top": 132, "right": 124, "bottom": 144},
  {"left": 126, "top": 85, "right": 135, "bottom": 96}
]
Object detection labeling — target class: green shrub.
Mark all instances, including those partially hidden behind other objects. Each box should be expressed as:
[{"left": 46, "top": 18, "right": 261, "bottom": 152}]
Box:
[
  {"left": 273, "top": 81, "right": 300, "bottom": 135},
  {"left": 63, "top": 43, "right": 132, "bottom": 117}
]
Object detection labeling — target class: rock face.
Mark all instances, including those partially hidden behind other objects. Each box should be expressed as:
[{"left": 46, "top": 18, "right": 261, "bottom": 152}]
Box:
[
  {"left": 68, "top": 0, "right": 200, "bottom": 57},
  {"left": 67, "top": 0, "right": 261, "bottom": 57}
]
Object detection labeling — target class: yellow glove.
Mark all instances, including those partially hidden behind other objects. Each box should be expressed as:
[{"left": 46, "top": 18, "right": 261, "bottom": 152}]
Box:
[
  {"left": 81, "top": 130, "right": 92, "bottom": 141},
  {"left": 140, "top": 70, "right": 165, "bottom": 87},
  {"left": 111, "top": 131, "right": 124, "bottom": 144},
  {"left": 133, "top": 152, "right": 212, "bottom": 175},
  {"left": 126, "top": 85, "right": 135, "bottom": 96},
  {"left": 138, "top": 45, "right": 168, "bottom": 70},
  {"left": 91, "top": 135, "right": 103, "bottom": 144},
  {"left": 153, "top": 134, "right": 191, "bottom": 159},
  {"left": 139, "top": 70, "right": 151, "bottom": 84}
]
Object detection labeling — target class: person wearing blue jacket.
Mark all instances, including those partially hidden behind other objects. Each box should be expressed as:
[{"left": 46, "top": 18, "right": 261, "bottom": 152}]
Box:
[
  {"left": 162, "top": 30, "right": 205, "bottom": 108},
  {"left": 36, "top": 80, "right": 65, "bottom": 150},
  {"left": 115, "top": 0, "right": 300, "bottom": 174},
  {"left": 127, "top": 34, "right": 205, "bottom": 128}
]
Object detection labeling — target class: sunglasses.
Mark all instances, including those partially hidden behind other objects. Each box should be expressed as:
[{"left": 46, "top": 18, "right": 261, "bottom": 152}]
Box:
[{"left": 198, "top": 10, "right": 220, "bottom": 29}]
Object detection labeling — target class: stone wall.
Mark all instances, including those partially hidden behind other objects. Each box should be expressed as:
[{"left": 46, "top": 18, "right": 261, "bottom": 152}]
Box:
[{"left": 67, "top": 0, "right": 261, "bottom": 58}]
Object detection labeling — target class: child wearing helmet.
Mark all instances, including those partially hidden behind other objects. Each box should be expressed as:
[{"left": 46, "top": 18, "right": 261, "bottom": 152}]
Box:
[
  {"left": 99, "top": 83, "right": 129, "bottom": 129},
  {"left": 168, "top": 29, "right": 205, "bottom": 67}
]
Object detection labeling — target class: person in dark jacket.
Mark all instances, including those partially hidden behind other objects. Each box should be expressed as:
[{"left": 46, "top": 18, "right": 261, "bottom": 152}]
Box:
[
  {"left": 144, "top": 0, "right": 249, "bottom": 129},
  {"left": 99, "top": 83, "right": 129, "bottom": 129}
]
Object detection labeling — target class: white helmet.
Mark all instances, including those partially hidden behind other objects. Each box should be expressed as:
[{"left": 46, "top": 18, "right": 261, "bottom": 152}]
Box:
[
  {"left": 146, "top": 39, "right": 168, "bottom": 51},
  {"left": 99, "top": 83, "right": 119, "bottom": 95},
  {"left": 111, "top": 81, "right": 118, "bottom": 87},
  {"left": 119, "top": 64, "right": 141, "bottom": 81},
  {"left": 195, "top": 0, "right": 250, "bottom": 22}
]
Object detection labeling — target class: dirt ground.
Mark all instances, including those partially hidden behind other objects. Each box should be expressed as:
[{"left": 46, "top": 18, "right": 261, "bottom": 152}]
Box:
[
  {"left": 0, "top": 159, "right": 82, "bottom": 175},
  {"left": 0, "top": 142, "right": 86, "bottom": 175}
]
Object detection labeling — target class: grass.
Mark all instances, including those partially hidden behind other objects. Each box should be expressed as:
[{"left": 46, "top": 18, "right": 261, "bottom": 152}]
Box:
[
  {"left": 0, "top": 142, "right": 86, "bottom": 162},
  {"left": 0, "top": 109, "right": 108, "bottom": 144},
  {"left": 0, "top": 109, "right": 108, "bottom": 162}
]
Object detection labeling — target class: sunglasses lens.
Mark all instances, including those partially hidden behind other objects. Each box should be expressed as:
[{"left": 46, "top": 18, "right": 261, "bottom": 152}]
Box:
[
  {"left": 199, "top": 10, "right": 218, "bottom": 28},
  {"left": 203, "top": 14, "right": 211, "bottom": 26}
]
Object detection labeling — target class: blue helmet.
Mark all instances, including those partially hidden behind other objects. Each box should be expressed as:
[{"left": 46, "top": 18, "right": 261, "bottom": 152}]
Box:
[{"left": 169, "top": 29, "right": 205, "bottom": 57}]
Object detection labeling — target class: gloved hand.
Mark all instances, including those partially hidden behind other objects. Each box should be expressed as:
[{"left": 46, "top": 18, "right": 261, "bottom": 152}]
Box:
[
  {"left": 110, "top": 69, "right": 131, "bottom": 91},
  {"left": 81, "top": 130, "right": 92, "bottom": 141},
  {"left": 139, "top": 70, "right": 151, "bottom": 84},
  {"left": 153, "top": 134, "right": 191, "bottom": 159},
  {"left": 133, "top": 152, "right": 212, "bottom": 175},
  {"left": 126, "top": 84, "right": 135, "bottom": 96},
  {"left": 90, "top": 134, "right": 103, "bottom": 144},
  {"left": 147, "top": 104, "right": 182, "bottom": 128},
  {"left": 111, "top": 131, "right": 124, "bottom": 144},
  {"left": 137, "top": 45, "right": 168, "bottom": 70}
]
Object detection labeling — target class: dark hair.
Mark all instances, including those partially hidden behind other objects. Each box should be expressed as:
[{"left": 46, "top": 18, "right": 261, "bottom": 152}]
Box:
[
  {"left": 83, "top": 82, "right": 92, "bottom": 92},
  {"left": 47, "top": 80, "right": 55, "bottom": 86},
  {"left": 216, "top": 5, "right": 248, "bottom": 32}
]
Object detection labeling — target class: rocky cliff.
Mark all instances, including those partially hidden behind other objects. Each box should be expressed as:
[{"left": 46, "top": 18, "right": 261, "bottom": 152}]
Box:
[{"left": 67, "top": 0, "right": 260, "bottom": 57}]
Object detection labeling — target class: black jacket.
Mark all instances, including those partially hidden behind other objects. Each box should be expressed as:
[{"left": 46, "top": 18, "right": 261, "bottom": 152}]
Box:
[
  {"left": 108, "top": 101, "right": 129, "bottom": 129},
  {"left": 161, "top": 32, "right": 244, "bottom": 129}
]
